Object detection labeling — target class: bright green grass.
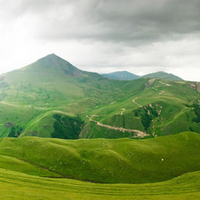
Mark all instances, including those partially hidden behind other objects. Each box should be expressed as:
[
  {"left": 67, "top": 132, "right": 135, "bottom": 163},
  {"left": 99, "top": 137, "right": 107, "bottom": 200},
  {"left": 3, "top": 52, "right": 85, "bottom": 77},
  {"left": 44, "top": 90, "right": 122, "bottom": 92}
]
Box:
[
  {"left": 0, "top": 168, "right": 199, "bottom": 199},
  {"left": 0, "top": 132, "right": 200, "bottom": 184}
]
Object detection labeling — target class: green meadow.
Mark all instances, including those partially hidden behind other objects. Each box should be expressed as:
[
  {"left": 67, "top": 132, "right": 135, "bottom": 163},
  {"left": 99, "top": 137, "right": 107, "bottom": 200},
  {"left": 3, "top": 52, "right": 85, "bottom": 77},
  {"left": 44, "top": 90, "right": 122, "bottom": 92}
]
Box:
[
  {"left": 0, "top": 132, "right": 200, "bottom": 199},
  {"left": 0, "top": 132, "right": 200, "bottom": 184}
]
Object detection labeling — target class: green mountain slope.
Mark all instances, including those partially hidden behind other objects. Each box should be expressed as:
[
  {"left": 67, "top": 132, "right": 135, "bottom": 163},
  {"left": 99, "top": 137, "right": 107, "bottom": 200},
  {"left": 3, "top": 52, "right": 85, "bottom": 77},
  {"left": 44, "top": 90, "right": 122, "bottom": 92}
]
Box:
[
  {"left": 0, "top": 132, "right": 200, "bottom": 184},
  {"left": 0, "top": 54, "right": 127, "bottom": 138},
  {"left": 82, "top": 78, "right": 200, "bottom": 138},
  {"left": 141, "top": 71, "right": 183, "bottom": 81},
  {"left": 0, "top": 54, "right": 199, "bottom": 139}
]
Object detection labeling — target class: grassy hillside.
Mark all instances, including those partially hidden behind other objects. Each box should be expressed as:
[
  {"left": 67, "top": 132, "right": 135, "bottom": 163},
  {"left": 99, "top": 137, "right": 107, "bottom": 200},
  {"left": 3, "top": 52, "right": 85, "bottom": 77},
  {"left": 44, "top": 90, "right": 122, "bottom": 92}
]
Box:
[
  {"left": 0, "top": 132, "right": 200, "bottom": 184},
  {"left": 0, "top": 168, "right": 200, "bottom": 200},
  {"left": 0, "top": 54, "right": 127, "bottom": 138},
  {"left": 82, "top": 78, "right": 200, "bottom": 138},
  {"left": 0, "top": 54, "right": 199, "bottom": 139}
]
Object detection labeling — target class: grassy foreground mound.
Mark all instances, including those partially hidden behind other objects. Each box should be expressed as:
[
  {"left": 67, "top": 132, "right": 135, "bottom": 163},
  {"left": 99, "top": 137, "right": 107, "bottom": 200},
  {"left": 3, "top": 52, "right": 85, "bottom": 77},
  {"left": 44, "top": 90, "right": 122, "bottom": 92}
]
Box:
[
  {"left": 0, "top": 168, "right": 200, "bottom": 199},
  {"left": 0, "top": 132, "right": 200, "bottom": 183}
]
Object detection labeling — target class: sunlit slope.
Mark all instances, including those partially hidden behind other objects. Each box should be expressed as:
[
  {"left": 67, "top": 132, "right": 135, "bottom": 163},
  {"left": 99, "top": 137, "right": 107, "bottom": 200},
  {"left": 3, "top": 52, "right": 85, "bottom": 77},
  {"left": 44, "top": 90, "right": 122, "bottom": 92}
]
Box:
[
  {"left": 0, "top": 168, "right": 200, "bottom": 200},
  {"left": 82, "top": 78, "right": 200, "bottom": 138},
  {"left": 0, "top": 132, "right": 200, "bottom": 184}
]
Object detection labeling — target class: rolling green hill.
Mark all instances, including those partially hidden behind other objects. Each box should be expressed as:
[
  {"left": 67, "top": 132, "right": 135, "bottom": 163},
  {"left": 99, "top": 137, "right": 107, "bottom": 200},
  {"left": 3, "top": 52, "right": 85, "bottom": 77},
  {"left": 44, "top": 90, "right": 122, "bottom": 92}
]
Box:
[
  {"left": 0, "top": 167, "right": 200, "bottom": 199},
  {"left": 0, "top": 131, "right": 200, "bottom": 184},
  {"left": 0, "top": 132, "right": 200, "bottom": 199},
  {"left": 0, "top": 54, "right": 199, "bottom": 139}
]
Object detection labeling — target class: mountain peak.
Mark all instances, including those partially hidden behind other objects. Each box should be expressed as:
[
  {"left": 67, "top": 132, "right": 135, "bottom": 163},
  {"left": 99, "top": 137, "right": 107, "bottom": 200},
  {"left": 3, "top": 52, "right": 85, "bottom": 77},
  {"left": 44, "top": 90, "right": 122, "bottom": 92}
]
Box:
[
  {"left": 141, "top": 71, "right": 183, "bottom": 81},
  {"left": 23, "top": 54, "right": 83, "bottom": 77}
]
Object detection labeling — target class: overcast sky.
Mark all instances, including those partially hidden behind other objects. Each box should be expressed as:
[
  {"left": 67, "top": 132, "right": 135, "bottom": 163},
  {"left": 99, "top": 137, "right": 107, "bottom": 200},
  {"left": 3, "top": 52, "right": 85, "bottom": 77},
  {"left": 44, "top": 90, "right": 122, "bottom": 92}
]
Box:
[{"left": 0, "top": 0, "right": 200, "bottom": 81}]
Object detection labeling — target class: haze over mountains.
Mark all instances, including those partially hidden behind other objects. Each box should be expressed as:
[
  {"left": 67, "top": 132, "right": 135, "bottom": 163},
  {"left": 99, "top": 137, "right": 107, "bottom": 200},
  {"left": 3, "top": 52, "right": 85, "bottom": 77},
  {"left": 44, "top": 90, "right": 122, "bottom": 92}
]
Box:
[
  {"left": 101, "top": 71, "right": 140, "bottom": 80},
  {"left": 101, "top": 70, "right": 183, "bottom": 81}
]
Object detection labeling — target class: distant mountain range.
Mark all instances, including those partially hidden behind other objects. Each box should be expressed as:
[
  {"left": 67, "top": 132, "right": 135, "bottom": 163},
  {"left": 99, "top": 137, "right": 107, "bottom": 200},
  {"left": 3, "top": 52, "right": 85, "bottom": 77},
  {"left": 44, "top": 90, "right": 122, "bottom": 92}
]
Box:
[
  {"left": 101, "top": 71, "right": 140, "bottom": 80},
  {"left": 101, "top": 70, "right": 183, "bottom": 81}
]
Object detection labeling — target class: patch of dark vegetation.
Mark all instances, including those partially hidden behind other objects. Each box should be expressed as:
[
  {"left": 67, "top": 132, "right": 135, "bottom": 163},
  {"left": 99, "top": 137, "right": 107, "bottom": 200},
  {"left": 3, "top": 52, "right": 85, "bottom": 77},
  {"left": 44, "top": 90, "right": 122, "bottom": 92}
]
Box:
[
  {"left": 192, "top": 102, "right": 200, "bottom": 123},
  {"left": 8, "top": 125, "right": 23, "bottom": 138},
  {"left": 51, "top": 114, "right": 84, "bottom": 139},
  {"left": 134, "top": 104, "right": 159, "bottom": 131},
  {"left": 4, "top": 122, "right": 15, "bottom": 128}
]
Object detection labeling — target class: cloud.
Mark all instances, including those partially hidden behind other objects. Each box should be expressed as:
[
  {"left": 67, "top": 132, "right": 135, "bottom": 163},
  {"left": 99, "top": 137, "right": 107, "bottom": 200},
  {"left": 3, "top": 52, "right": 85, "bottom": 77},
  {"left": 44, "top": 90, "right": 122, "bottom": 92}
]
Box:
[
  {"left": 13, "top": 0, "right": 199, "bottom": 45},
  {"left": 0, "top": 0, "right": 200, "bottom": 81},
  {"left": 1, "top": 0, "right": 200, "bottom": 44}
]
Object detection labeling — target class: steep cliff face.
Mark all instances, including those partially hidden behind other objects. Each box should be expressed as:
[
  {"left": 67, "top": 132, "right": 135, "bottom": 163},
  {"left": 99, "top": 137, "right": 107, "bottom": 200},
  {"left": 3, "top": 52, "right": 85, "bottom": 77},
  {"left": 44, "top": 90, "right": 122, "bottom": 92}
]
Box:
[{"left": 189, "top": 82, "right": 200, "bottom": 92}]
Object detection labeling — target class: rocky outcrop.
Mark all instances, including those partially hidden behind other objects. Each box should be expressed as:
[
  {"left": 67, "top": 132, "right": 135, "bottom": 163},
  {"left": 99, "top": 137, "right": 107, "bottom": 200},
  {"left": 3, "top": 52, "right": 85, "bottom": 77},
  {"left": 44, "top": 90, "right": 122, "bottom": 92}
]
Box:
[
  {"left": 145, "top": 78, "right": 156, "bottom": 89},
  {"left": 189, "top": 82, "right": 200, "bottom": 92}
]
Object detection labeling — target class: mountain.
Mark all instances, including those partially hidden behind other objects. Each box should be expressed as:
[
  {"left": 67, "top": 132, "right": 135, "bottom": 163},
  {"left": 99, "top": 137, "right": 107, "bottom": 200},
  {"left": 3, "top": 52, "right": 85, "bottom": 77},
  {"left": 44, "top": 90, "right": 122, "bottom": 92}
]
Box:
[
  {"left": 0, "top": 54, "right": 127, "bottom": 138},
  {"left": 141, "top": 71, "right": 183, "bottom": 81},
  {"left": 101, "top": 71, "right": 140, "bottom": 80},
  {"left": 0, "top": 54, "right": 199, "bottom": 140},
  {"left": 22, "top": 53, "right": 83, "bottom": 77}
]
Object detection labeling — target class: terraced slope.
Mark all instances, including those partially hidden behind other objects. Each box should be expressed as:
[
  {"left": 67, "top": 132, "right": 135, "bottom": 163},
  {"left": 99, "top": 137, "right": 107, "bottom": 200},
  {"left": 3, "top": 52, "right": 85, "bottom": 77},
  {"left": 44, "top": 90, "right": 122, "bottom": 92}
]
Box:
[{"left": 0, "top": 132, "right": 200, "bottom": 184}]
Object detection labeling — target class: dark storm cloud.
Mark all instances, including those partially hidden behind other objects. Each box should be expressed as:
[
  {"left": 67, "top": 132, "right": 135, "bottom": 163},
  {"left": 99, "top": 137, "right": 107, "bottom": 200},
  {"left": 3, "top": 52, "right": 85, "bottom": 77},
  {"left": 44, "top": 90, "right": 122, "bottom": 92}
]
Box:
[
  {"left": 0, "top": 0, "right": 200, "bottom": 81},
  {"left": 2, "top": 0, "right": 200, "bottom": 45},
  {"left": 19, "top": 0, "right": 200, "bottom": 45}
]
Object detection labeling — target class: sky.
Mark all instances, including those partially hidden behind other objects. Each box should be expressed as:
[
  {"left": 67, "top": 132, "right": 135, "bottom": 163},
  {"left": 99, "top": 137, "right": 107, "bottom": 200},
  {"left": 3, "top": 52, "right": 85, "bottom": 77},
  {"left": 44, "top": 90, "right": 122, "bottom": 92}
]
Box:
[{"left": 0, "top": 0, "right": 200, "bottom": 81}]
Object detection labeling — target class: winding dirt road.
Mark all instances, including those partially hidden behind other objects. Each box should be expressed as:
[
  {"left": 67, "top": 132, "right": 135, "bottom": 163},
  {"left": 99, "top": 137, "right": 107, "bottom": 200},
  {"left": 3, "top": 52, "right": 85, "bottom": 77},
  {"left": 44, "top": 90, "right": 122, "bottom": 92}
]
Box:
[
  {"left": 132, "top": 97, "right": 142, "bottom": 108},
  {"left": 86, "top": 115, "right": 150, "bottom": 138}
]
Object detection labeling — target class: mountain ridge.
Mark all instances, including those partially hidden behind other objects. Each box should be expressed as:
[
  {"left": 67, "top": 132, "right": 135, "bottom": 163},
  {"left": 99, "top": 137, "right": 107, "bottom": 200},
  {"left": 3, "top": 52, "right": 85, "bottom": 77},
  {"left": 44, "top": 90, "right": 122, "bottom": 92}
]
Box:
[
  {"left": 101, "top": 70, "right": 183, "bottom": 81},
  {"left": 101, "top": 71, "right": 139, "bottom": 80},
  {"left": 141, "top": 71, "right": 183, "bottom": 81}
]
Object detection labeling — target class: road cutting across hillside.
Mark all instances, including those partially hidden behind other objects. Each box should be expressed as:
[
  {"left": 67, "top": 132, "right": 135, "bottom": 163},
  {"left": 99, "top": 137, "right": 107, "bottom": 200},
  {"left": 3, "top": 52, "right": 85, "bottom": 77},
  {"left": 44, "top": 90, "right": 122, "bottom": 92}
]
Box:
[{"left": 86, "top": 115, "right": 150, "bottom": 138}]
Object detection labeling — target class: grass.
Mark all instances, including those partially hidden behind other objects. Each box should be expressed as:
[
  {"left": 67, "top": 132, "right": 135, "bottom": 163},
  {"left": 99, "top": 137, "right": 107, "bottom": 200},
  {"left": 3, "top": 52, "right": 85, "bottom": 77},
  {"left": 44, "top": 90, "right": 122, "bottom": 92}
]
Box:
[
  {"left": 0, "top": 132, "right": 200, "bottom": 184},
  {"left": 0, "top": 168, "right": 200, "bottom": 199}
]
